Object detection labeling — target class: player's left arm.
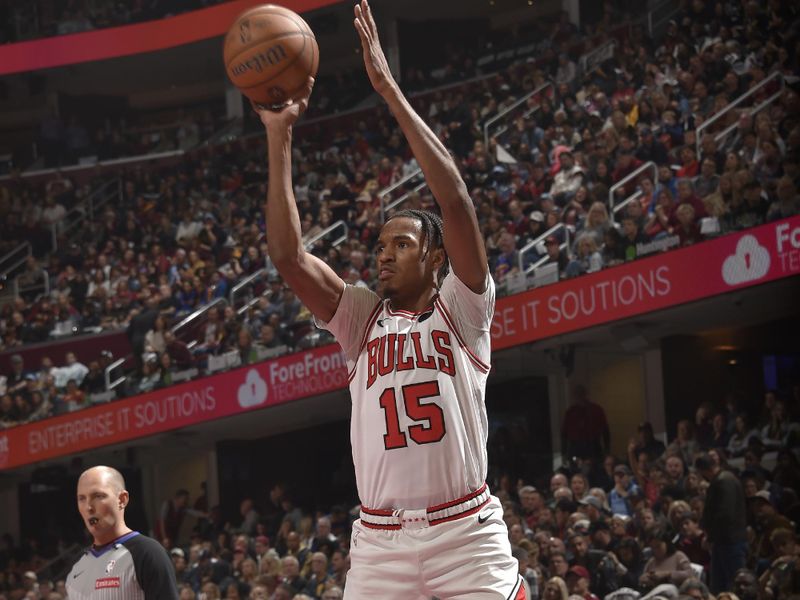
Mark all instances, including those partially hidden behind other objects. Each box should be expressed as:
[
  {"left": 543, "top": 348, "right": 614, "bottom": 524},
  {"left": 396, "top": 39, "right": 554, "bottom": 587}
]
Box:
[
  {"left": 130, "top": 535, "right": 179, "bottom": 600},
  {"left": 354, "top": 0, "right": 488, "bottom": 293}
]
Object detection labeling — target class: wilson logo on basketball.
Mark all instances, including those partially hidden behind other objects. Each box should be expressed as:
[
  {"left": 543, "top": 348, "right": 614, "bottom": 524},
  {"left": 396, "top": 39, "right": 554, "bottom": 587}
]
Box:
[
  {"left": 95, "top": 578, "right": 120, "bottom": 589},
  {"left": 231, "top": 44, "right": 288, "bottom": 77}
]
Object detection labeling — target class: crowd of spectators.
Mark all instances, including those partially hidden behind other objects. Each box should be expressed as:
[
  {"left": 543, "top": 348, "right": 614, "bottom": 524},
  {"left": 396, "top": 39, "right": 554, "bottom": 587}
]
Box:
[
  {"left": 0, "top": 0, "right": 228, "bottom": 43},
  {"left": 33, "top": 105, "right": 224, "bottom": 169},
  {"left": 0, "top": 382, "right": 798, "bottom": 600},
  {"left": 1, "top": 0, "right": 799, "bottom": 428}
]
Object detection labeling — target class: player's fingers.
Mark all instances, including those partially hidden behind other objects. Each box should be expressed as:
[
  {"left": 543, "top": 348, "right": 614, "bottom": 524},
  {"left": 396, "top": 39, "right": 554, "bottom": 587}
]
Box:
[
  {"left": 354, "top": 5, "right": 371, "bottom": 43},
  {"left": 363, "top": 0, "right": 379, "bottom": 39},
  {"left": 353, "top": 16, "right": 369, "bottom": 48},
  {"left": 301, "top": 76, "right": 315, "bottom": 101}
]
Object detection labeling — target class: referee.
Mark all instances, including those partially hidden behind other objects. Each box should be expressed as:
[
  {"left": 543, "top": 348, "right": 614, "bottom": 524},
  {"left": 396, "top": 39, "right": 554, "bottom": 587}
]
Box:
[{"left": 66, "top": 466, "right": 178, "bottom": 599}]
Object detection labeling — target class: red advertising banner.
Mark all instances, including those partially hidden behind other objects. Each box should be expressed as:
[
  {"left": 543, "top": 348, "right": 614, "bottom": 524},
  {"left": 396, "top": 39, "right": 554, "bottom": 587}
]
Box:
[
  {"left": 0, "top": 344, "right": 349, "bottom": 470},
  {"left": 0, "top": 217, "right": 797, "bottom": 469},
  {"left": 490, "top": 215, "right": 800, "bottom": 350},
  {"left": 0, "top": 0, "right": 339, "bottom": 76}
]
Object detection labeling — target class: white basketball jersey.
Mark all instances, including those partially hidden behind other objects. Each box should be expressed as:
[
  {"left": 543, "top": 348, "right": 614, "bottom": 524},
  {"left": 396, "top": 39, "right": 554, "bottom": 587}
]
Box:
[{"left": 320, "top": 273, "right": 494, "bottom": 510}]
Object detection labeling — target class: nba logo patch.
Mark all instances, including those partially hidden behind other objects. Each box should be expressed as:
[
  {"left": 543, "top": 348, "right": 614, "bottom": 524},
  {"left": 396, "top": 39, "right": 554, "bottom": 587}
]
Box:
[{"left": 105, "top": 560, "right": 116, "bottom": 574}]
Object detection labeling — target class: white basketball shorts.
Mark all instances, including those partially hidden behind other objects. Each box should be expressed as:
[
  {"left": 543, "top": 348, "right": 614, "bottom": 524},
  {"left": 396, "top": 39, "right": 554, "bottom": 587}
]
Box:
[{"left": 344, "top": 490, "right": 524, "bottom": 600}]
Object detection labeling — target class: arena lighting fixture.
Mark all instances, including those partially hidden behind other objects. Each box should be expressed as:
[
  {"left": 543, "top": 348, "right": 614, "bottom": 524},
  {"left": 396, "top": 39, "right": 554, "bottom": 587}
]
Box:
[
  {"left": 728, "top": 359, "right": 738, "bottom": 365},
  {"left": 713, "top": 345, "right": 739, "bottom": 351}
]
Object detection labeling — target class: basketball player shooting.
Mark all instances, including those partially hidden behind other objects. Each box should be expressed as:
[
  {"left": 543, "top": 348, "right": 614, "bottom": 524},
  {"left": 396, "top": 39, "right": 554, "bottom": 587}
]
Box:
[{"left": 252, "top": 1, "right": 523, "bottom": 598}]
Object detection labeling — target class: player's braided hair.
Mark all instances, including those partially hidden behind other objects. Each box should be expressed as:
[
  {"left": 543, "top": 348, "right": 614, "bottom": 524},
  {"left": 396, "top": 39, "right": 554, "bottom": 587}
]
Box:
[{"left": 386, "top": 209, "right": 449, "bottom": 286}]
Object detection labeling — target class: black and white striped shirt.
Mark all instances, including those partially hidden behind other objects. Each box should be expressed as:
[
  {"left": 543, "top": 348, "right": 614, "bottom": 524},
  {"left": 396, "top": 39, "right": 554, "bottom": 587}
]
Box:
[{"left": 66, "top": 532, "right": 178, "bottom": 599}]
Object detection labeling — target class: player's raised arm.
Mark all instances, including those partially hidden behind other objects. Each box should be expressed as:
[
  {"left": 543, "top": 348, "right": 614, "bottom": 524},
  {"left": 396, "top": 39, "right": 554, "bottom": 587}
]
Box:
[
  {"left": 254, "top": 80, "right": 345, "bottom": 323},
  {"left": 354, "top": 0, "right": 488, "bottom": 293}
]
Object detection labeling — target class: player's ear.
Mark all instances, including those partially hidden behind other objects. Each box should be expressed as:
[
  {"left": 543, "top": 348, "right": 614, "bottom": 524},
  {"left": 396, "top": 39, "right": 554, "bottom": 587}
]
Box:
[
  {"left": 430, "top": 246, "right": 445, "bottom": 272},
  {"left": 118, "top": 490, "right": 129, "bottom": 511}
]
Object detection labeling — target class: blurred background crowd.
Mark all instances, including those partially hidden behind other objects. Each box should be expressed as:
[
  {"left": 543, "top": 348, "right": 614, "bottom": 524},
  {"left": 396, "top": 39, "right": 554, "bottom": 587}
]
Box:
[{"left": 0, "top": 0, "right": 798, "bottom": 598}]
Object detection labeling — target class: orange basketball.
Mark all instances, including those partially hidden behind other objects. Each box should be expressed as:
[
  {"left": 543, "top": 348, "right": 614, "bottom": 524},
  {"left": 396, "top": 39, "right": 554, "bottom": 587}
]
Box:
[{"left": 223, "top": 4, "right": 319, "bottom": 106}]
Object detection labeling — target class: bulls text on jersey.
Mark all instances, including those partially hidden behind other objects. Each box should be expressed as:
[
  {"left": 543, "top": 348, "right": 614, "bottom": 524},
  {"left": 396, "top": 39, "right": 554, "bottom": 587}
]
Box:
[{"left": 365, "top": 331, "right": 456, "bottom": 389}]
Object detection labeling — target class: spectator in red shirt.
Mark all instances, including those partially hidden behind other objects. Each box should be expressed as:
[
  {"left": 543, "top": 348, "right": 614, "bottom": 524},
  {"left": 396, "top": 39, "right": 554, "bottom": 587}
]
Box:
[
  {"left": 611, "top": 149, "right": 644, "bottom": 197},
  {"left": 670, "top": 179, "right": 707, "bottom": 227},
  {"left": 676, "top": 146, "right": 700, "bottom": 178},
  {"left": 674, "top": 203, "right": 703, "bottom": 246},
  {"left": 566, "top": 565, "right": 599, "bottom": 600},
  {"left": 506, "top": 198, "right": 530, "bottom": 237},
  {"left": 561, "top": 384, "right": 610, "bottom": 461}
]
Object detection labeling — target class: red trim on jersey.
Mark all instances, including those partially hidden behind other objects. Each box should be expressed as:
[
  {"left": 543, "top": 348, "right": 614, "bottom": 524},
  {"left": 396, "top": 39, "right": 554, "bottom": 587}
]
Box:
[
  {"left": 427, "top": 497, "right": 490, "bottom": 525},
  {"left": 348, "top": 300, "right": 383, "bottom": 382},
  {"left": 434, "top": 299, "right": 490, "bottom": 373},
  {"left": 360, "top": 506, "right": 395, "bottom": 517},
  {"left": 385, "top": 302, "right": 435, "bottom": 318},
  {"left": 509, "top": 577, "right": 525, "bottom": 600},
  {"left": 360, "top": 520, "right": 401, "bottom": 530},
  {"left": 426, "top": 483, "right": 488, "bottom": 513}
]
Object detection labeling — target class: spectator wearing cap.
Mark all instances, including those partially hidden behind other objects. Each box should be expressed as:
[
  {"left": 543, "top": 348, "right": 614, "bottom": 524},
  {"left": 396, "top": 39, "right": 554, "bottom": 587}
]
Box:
[
  {"left": 695, "top": 451, "right": 747, "bottom": 593},
  {"left": 751, "top": 490, "right": 793, "bottom": 564},
  {"left": 608, "top": 465, "right": 639, "bottom": 517},
  {"left": 578, "top": 495, "right": 607, "bottom": 525},
  {"left": 170, "top": 547, "right": 190, "bottom": 586},
  {"left": 565, "top": 565, "right": 598, "bottom": 600},
  {"left": 561, "top": 384, "right": 610, "bottom": 462},
  {"left": 541, "top": 233, "right": 567, "bottom": 277},
  {"left": 522, "top": 210, "right": 546, "bottom": 247}
]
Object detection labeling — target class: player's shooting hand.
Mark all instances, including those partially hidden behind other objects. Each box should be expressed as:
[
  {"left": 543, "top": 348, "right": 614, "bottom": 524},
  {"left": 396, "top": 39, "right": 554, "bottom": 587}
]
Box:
[
  {"left": 354, "top": 0, "right": 396, "bottom": 97},
  {"left": 252, "top": 77, "right": 315, "bottom": 132}
]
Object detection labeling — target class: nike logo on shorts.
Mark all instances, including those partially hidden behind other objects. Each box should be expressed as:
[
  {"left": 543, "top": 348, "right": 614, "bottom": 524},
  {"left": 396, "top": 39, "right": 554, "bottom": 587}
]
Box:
[
  {"left": 477, "top": 511, "right": 492, "bottom": 524},
  {"left": 73, "top": 571, "right": 83, "bottom": 579}
]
